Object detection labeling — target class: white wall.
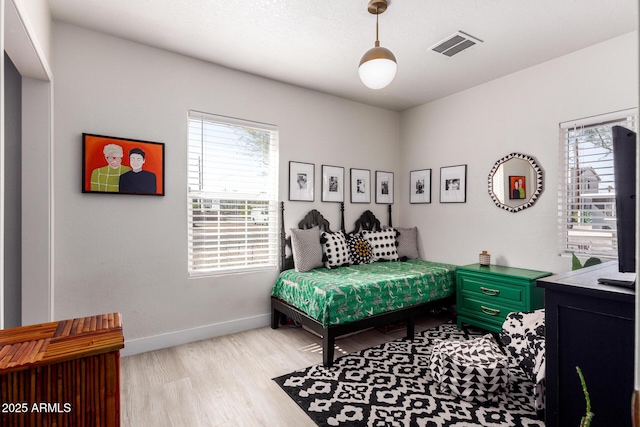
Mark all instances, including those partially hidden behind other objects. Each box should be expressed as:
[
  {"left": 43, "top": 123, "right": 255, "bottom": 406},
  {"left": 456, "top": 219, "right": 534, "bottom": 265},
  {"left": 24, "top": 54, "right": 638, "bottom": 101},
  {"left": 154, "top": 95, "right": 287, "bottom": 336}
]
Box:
[
  {"left": 1, "top": 0, "right": 53, "bottom": 329},
  {"left": 399, "top": 32, "right": 638, "bottom": 274},
  {"left": 12, "top": 0, "right": 50, "bottom": 66},
  {"left": 21, "top": 76, "right": 52, "bottom": 325},
  {"left": 51, "top": 22, "right": 399, "bottom": 355},
  {"left": 4, "top": 53, "right": 21, "bottom": 328}
]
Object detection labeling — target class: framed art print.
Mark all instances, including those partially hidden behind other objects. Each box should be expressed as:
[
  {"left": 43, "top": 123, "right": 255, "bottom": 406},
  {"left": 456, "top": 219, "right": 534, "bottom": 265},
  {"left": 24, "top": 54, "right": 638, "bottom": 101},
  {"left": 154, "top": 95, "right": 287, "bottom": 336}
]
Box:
[
  {"left": 440, "top": 164, "right": 467, "bottom": 203},
  {"left": 350, "top": 168, "right": 371, "bottom": 203},
  {"left": 322, "top": 165, "right": 344, "bottom": 203},
  {"left": 375, "top": 171, "right": 394, "bottom": 204},
  {"left": 509, "top": 175, "right": 526, "bottom": 200},
  {"left": 410, "top": 169, "right": 431, "bottom": 204},
  {"left": 82, "top": 133, "right": 165, "bottom": 196},
  {"left": 289, "top": 161, "right": 315, "bottom": 201}
]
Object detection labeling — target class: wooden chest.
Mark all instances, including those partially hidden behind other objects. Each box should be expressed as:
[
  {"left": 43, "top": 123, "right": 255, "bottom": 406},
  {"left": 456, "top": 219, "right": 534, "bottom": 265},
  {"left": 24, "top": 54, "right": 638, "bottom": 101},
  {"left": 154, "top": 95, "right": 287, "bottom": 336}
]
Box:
[{"left": 0, "top": 313, "right": 124, "bottom": 426}]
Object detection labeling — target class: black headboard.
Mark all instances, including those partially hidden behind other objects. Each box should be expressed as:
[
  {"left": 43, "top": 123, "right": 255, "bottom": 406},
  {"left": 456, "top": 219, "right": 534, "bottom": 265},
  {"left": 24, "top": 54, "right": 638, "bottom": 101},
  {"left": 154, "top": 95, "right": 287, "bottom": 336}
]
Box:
[
  {"left": 350, "top": 210, "right": 380, "bottom": 234},
  {"left": 280, "top": 202, "right": 345, "bottom": 271},
  {"left": 279, "top": 203, "right": 392, "bottom": 271}
]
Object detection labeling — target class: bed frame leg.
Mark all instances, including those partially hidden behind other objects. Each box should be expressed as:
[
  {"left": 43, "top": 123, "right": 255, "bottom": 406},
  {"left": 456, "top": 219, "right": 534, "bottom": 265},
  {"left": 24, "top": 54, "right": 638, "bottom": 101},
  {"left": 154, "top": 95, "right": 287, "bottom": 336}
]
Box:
[
  {"left": 406, "top": 316, "right": 415, "bottom": 340},
  {"left": 271, "top": 308, "right": 281, "bottom": 329},
  {"left": 323, "top": 333, "right": 335, "bottom": 367}
]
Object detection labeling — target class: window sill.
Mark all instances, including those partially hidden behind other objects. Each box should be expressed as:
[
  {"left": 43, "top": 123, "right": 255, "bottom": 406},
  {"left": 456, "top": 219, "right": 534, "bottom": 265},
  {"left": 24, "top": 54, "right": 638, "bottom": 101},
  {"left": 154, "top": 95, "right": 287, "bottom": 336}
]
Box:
[{"left": 188, "top": 265, "right": 278, "bottom": 279}]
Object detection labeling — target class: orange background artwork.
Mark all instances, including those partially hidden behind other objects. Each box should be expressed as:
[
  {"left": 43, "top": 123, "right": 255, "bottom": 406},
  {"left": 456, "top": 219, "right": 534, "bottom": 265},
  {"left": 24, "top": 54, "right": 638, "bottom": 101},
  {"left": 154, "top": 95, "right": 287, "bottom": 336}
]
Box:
[{"left": 83, "top": 134, "right": 164, "bottom": 195}]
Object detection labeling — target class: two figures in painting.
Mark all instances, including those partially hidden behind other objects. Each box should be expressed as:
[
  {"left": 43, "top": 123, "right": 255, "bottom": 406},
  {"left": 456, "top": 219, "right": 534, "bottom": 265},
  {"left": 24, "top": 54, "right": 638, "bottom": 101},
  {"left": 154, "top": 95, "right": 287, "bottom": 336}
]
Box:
[{"left": 90, "top": 144, "right": 157, "bottom": 194}]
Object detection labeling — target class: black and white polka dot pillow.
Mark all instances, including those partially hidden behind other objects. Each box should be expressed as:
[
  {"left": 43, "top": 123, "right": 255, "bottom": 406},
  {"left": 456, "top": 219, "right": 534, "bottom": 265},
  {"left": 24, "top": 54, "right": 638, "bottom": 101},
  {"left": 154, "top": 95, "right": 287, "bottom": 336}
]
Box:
[
  {"left": 347, "top": 233, "right": 374, "bottom": 265},
  {"left": 361, "top": 229, "right": 399, "bottom": 261},
  {"left": 321, "top": 231, "right": 350, "bottom": 269}
]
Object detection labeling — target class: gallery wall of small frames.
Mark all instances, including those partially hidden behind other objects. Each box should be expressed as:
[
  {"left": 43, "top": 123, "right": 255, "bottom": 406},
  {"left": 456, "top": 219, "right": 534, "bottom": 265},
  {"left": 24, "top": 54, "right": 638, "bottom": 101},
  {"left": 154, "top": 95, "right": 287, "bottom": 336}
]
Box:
[{"left": 288, "top": 161, "right": 468, "bottom": 205}]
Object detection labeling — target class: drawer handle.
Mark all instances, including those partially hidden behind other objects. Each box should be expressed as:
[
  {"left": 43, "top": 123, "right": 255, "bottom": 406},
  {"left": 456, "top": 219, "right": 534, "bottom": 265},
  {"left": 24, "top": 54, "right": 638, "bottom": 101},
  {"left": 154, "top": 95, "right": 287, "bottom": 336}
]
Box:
[
  {"left": 480, "top": 286, "right": 500, "bottom": 296},
  {"left": 481, "top": 306, "right": 501, "bottom": 316}
]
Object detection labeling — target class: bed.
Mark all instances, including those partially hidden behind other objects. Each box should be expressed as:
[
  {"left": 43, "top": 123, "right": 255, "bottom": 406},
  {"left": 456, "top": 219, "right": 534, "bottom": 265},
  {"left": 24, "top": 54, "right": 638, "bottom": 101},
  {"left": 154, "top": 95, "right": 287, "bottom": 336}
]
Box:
[{"left": 271, "top": 203, "right": 456, "bottom": 367}]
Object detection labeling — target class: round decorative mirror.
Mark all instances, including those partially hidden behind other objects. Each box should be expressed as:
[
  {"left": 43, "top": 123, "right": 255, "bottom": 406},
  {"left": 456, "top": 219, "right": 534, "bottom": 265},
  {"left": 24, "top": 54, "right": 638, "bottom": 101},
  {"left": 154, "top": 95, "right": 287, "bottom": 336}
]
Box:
[{"left": 488, "top": 153, "right": 543, "bottom": 213}]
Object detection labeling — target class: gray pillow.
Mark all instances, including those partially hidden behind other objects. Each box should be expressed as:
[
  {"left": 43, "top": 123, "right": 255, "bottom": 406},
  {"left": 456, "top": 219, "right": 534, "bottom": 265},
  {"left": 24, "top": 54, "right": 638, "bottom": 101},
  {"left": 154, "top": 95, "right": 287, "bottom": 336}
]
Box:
[
  {"left": 395, "top": 226, "right": 419, "bottom": 259},
  {"left": 290, "top": 226, "right": 323, "bottom": 272}
]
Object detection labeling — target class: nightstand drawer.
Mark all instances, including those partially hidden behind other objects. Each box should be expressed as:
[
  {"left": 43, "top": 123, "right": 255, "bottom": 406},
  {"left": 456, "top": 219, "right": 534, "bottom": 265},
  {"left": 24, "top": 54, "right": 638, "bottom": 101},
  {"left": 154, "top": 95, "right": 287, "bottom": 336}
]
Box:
[
  {"left": 458, "top": 294, "right": 521, "bottom": 322},
  {"left": 458, "top": 275, "right": 525, "bottom": 305}
]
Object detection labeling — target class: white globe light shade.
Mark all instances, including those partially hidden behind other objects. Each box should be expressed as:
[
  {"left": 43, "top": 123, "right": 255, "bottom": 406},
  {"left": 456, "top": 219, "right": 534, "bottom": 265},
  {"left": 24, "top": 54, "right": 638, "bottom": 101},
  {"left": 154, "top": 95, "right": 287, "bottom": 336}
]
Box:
[{"left": 358, "top": 46, "right": 397, "bottom": 90}]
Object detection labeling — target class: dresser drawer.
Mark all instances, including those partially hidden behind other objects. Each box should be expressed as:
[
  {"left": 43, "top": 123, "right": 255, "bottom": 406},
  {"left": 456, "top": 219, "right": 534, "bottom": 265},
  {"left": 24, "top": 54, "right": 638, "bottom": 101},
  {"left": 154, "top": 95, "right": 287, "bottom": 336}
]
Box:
[{"left": 458, "top": 275, "right": 526, "bottom": 306}]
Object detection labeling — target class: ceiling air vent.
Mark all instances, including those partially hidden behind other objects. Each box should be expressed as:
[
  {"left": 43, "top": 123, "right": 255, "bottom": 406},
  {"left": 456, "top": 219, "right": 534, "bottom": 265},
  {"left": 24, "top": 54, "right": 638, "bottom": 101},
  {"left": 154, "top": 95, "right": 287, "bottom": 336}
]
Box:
[{"left": 430, "top": 31, "right": 483, "bottom": 57}]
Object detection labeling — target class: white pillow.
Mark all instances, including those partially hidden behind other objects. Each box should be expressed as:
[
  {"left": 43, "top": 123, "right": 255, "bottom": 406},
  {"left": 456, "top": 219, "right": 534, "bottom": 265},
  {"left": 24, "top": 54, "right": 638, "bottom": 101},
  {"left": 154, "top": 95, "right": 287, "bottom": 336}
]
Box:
[
  {"left": 321, "top": 231, "right": 350, "bottom": 269},
  {"left": 290, "top": 226, "right": 323, "bottom": 272},
  {"left": 362, "top": 228, "right": 399, "bottom": 261}
]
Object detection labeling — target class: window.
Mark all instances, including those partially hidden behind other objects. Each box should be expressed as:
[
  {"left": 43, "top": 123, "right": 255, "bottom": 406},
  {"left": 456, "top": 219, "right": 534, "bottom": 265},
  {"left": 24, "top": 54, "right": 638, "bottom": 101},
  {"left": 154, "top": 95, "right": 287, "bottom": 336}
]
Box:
[
  {"left": 558, "top": 109, "right": 637, "bottom": 259},
  {"left": 188, "top": 111, "right": 279, "bottom": 276}
]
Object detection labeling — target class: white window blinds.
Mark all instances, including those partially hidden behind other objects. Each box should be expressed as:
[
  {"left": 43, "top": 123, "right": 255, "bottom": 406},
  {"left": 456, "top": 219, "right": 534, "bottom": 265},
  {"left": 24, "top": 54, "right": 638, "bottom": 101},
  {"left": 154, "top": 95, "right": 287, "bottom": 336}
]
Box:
[
  {"left": 558, "top": 108, "right": 637, "bottom": 259},
  {"left": 187, "top": 111, "right": 279, "bottom": 275}
]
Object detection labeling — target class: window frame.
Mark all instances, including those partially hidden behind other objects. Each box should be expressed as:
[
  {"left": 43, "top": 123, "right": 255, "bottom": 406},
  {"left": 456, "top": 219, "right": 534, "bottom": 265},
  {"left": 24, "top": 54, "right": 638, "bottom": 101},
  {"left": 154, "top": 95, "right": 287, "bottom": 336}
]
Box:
[
  {"left": 187, "top": 111, "right": 279, "bottom": 277},
  {"left": 558, "top": 108, "right": 637, "bottom": 260}
]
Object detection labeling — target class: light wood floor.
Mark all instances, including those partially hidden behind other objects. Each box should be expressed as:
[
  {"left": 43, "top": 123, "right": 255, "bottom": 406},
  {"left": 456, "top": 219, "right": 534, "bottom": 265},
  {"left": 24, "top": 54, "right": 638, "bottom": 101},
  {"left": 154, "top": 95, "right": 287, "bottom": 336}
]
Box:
[{"left": 120, "top": 313, "right": 452, "bottom": 426}]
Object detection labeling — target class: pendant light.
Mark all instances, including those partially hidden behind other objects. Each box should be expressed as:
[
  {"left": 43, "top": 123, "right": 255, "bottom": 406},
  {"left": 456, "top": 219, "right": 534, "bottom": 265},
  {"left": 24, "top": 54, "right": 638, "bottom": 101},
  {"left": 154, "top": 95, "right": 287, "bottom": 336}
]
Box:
[{"left": 358, "top": 0, "right": 397, "bottom": 90}]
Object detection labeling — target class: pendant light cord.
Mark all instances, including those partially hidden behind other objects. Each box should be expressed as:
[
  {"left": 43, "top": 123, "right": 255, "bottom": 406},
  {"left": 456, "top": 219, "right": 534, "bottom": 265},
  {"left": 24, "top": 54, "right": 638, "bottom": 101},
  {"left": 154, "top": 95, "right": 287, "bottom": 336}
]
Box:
[{"left": 375, "top": 5, "right": 380, "bottom": 46}]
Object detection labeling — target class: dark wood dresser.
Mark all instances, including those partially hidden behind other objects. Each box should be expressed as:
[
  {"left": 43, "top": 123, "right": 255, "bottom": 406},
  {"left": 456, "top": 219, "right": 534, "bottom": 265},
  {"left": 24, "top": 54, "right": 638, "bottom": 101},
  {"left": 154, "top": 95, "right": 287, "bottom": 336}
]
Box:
[
  {"left": 538, "top": 262, "right": 635, "bottom": 427},
  {"left": 0, "top": 313, "right": 124, "bottom": 426}
]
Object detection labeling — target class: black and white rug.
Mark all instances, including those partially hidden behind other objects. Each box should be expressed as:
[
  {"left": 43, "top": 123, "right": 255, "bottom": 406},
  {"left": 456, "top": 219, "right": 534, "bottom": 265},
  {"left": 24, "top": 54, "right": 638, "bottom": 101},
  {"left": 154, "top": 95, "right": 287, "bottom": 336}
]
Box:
[{"left": 273, "top": 322, "right": 544, "bottom": 427}]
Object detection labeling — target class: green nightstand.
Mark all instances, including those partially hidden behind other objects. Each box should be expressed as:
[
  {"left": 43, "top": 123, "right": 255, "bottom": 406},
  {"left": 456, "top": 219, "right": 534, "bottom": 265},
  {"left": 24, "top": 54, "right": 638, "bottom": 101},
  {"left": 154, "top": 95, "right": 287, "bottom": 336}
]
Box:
[{"left": 456, "top": 263, "right": 552, "bottom": 333}]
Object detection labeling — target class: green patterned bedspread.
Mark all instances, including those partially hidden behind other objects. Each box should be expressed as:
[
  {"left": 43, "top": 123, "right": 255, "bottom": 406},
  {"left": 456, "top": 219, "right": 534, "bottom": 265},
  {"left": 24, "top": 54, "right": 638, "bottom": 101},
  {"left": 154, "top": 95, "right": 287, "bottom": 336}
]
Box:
[{"left": 271, "top": 260, "right": 456, "bottom": 328}]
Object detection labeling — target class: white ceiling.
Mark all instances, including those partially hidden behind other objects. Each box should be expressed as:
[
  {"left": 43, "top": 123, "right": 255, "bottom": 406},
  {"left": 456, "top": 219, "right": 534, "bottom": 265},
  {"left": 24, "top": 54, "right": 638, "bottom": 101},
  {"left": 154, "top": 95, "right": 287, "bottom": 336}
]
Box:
[{"left": 48, "top": 0, "right": 638, "bottom": 112}]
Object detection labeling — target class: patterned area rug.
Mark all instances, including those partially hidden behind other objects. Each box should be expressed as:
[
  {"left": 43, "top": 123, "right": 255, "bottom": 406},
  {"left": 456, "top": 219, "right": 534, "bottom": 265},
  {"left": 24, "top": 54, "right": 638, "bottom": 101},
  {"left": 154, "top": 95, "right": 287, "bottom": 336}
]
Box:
[{"left": 273, "top": 322, "right": 544, "bottom": 426}]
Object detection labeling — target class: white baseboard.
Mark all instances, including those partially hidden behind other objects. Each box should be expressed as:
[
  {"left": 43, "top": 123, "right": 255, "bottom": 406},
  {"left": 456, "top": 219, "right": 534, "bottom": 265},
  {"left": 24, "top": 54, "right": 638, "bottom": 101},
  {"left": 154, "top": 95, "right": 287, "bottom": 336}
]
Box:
[{"left": 120, "top": 313, "right": 271, "bottom": 357}]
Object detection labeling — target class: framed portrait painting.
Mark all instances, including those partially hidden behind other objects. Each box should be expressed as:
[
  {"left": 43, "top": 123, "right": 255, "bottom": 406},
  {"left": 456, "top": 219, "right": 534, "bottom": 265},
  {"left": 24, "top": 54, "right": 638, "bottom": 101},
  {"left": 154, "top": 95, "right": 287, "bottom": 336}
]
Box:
[
  {"left": 509, "top": 175, "right": 526, "bottom": 200},
  {"left": 375, "top": 171, "right": 394, "bottom": 204},
  {"left": 410, "top": 169, "right": 431, "bottom": 204},
  {"left": 322, "top": 165, "right": 344, "bottom": 203},
  {"left": 289, "top": 161, "right": 315, "bottom": 201},
  {"left": 82, "top": 133, "right": 165, "bottom": 196},
  {"left": 440, "top": 164, "right": 467, "bottom": 203},
  {"left": 350, "top": 168, "right": 371, "bottom": 204}
]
